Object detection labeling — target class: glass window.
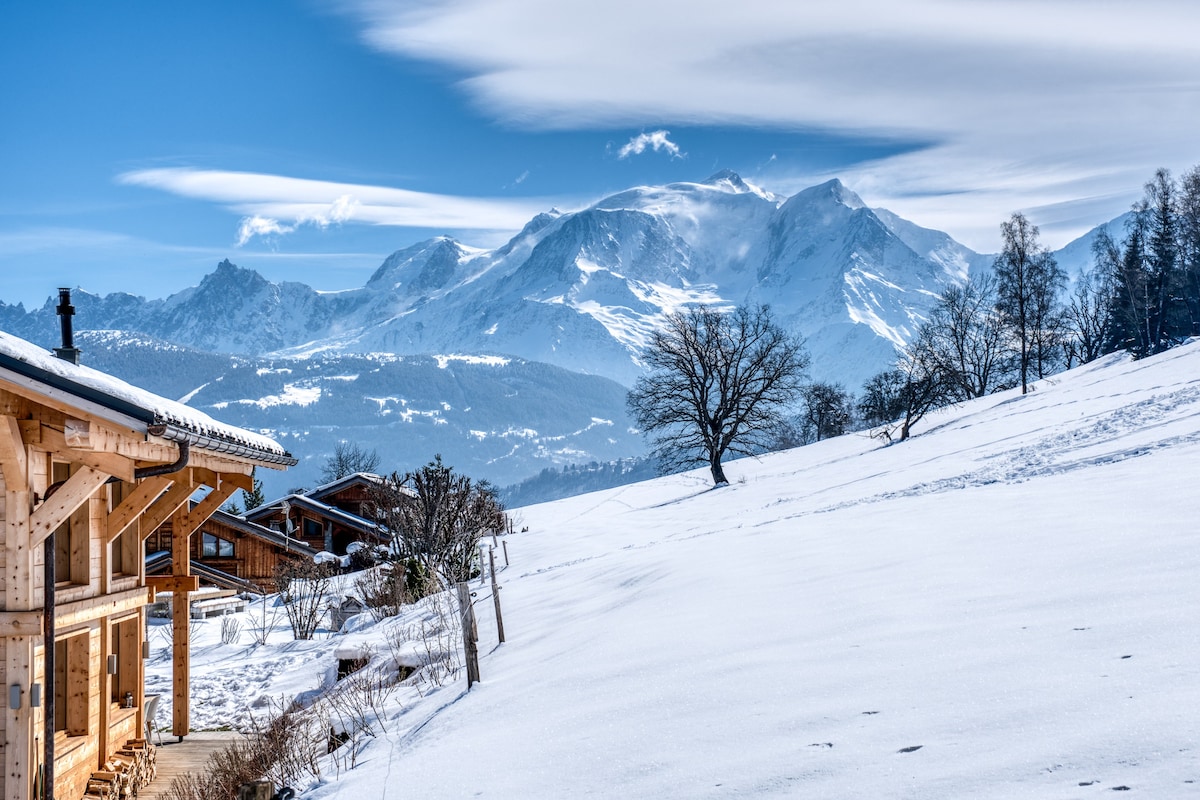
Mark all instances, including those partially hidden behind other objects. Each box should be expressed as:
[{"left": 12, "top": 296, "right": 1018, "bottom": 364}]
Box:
[{"left": 202, "top": 533, "right": 234, "bottom": 558}]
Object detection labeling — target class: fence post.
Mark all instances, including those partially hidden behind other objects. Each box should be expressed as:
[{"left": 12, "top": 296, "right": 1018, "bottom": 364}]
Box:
[
  {"left": 502, "top": 539, "right": 509, "bottom": 567},
  {"left": 489, "top": 547, "right": 505, "bottom": 644},
  {"left": 456, "top": 582, "right": 481, "bottom": 688}
]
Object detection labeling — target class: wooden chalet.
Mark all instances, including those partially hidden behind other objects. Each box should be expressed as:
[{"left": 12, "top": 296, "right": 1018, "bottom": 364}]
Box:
[
  {"left": 0, "top": 312, "right": 295, "bottom": 800},
  {"left": 305, "top": 472, "right": 383, "bottom": 521},
  {"left": 244, "top": 474, "right": 390, "bottom": 557},
  {"left": 145, "top": 508, "right": 318, "bottom": 593}
]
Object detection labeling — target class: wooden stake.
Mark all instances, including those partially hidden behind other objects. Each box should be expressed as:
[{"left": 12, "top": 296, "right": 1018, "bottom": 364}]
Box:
[
  {"left": 502, "top": 539, "right": 509, "bottom": 567},
  {"left": 455, "top": 583, "right": 480, "bottom": 689},
  {"left": 489, "top": 548, "right": 505, "bottom": 644}
]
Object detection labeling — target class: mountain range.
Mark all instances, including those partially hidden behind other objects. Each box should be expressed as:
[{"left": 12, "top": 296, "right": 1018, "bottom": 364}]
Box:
[{"left": 0, "top": 172, "right": 1105, "bottom": 499}]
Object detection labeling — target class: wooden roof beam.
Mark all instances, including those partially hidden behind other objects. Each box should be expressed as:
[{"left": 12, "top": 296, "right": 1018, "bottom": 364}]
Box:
[
  {"left": 29, "top": 465, "right": 109, "bottom": 547},
  {"left": 174, "top": 479, "right": 241, "bottom": 539},
  {"left": 20, "top": 419, "right": 135, "bottom": 482},
  {"left": 136, "top": 476, "right": 199, "bottom": 541},
  {"left": 106, "top": 475, "right": 174, "bottom": 545}
]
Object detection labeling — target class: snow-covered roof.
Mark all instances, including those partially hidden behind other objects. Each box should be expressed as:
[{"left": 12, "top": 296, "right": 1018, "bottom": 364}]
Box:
[
  {"left": 306, "top": 471, "right": 385, "bottom": 501},
  {"left": 208, "top": 508, "right": 319, "bottom": 556},
  {"left": 246, "top": 493, "right": 388, "bottom": 539},
  {"left": 0, "top": 330, "right": 296, "bottom": 467}
]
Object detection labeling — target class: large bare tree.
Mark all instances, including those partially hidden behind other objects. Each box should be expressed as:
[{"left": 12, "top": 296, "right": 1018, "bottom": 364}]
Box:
[{"left": 627, "top": 304, "right": 809, "bottom": 486}]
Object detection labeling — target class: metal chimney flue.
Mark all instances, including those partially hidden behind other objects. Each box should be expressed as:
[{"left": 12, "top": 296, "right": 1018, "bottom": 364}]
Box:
[{"left": 53, "top": 287, "right": 81, "bottom": 365}]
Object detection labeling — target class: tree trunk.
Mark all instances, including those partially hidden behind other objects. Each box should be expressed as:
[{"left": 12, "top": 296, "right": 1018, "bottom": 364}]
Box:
[{"left": 709, "top": 456, "right": 728, "bottom": 486}]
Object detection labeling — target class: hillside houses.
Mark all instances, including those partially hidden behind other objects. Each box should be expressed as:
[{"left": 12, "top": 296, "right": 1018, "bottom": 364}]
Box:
[
  {"left": 147, "top": 473, "right": 391, "bottom": 593},
  {"left": 145, "top": 508, "right": 319, "bottom": 593},
  {"left": 245, "top": 473, "right": 390, "bottom": 559},
  {"left": 0, "top": 316, "right": 295, "bottom": 800}
]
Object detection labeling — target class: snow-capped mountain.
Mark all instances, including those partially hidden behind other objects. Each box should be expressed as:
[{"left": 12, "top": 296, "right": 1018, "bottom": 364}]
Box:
[
  {"left": 2, "top": 172, "right": 1057, "bottom": 498},
  {"left": 1, "top": 172, "right": 993, "bottom": 390}
]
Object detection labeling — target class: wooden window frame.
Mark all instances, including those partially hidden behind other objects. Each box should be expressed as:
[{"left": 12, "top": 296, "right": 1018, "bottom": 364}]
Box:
[{"left": 303, "top": 517, "right": 322, "bottom": 540}]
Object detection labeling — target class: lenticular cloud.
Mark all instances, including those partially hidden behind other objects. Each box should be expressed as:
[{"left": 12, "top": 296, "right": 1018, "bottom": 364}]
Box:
[{"left": 618, "top": 130, "right": 684, "bottom": 160}]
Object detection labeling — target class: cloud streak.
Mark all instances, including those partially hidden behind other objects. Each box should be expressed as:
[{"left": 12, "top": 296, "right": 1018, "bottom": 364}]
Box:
[
  {"left": 337, "top": 0, "right": 1200, "bottom": 249},
  {"left": 120, "top": 168, "right": 558, "bottom": 246}
]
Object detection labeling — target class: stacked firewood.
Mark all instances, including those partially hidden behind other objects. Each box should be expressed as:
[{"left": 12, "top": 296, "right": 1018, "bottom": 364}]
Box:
[{"left": 84, "top": 738, "right": 157, "bottom": 799}]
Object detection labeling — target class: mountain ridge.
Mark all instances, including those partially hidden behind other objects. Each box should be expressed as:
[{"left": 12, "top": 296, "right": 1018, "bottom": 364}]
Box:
[{"left": 1, "top": 172, "right": 1002, "bottom": 390}]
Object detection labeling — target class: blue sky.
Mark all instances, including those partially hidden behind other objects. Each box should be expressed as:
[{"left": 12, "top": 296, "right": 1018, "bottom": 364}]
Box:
[{"left": 3, "top": 0, "right": 1198, "bottom": 309}]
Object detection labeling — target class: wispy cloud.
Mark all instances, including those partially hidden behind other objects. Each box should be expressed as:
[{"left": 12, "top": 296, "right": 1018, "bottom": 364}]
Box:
[
  {"left": 119, "top": 168, "right": 559, "bottom": 245},
  {"left": 617, "top": 131, "right": 684, "bottom": 160},
  {"left": 337, "top": 0, "right": 1200, "bottom": 249}
]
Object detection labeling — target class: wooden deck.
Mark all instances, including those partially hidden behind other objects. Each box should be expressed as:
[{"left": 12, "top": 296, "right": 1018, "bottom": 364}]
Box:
[{"left": 137, "top": 731, "right": 244, "bottom": 799}]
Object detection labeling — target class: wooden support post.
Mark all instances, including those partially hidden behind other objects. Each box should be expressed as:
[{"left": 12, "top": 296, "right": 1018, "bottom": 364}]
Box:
[
  {"left": 455, "top": 583, "right": 480, "bottom": 689},
  {"left": 170, "top": 507, "right": 191, "bottom": 738},
  {"left": 489, "top": 548, "right": 505, "bottom": 644},
  {"left": 3, "top": 419, "right": 39, "bottom": 800},
  {"left": 502, "top": 539, "right": 509, "bottom": 567}
]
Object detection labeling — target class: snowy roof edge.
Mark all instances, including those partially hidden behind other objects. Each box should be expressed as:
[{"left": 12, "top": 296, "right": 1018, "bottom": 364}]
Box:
[{"left": 0, "top": 331, "right": 297, "bottom": 468}]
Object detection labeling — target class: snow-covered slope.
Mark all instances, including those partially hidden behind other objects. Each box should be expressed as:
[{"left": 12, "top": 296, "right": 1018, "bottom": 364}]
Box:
[{"left": 163, "top": 340, "right": 1200, "bottom": 798}]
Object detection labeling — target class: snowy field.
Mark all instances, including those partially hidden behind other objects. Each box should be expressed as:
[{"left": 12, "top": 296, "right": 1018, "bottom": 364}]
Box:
[{"left": 149, "top": 343, "right": 1200, "bottom": 798}]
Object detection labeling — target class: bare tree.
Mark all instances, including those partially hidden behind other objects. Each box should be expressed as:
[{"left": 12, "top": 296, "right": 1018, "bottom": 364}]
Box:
[
  {"left": 627, "top": 304, "right": 809, "bottom": 485},
  {"left": 860, "top": 327, "right": 955, "bottom": 442},
  {"left": 797, "top": 382, "right": 853, "bottom": 443},
  {"left": 923, "top": 274, "right": 1011, "bottom": 400},
  {"left": 994, "top": 212, "right": 1066, "bottom": 393},
  {"left": 1179, "top": 165, "right": 1200, "bottom": 336},
  {"left": 1062, "top": 262, "right": 1114, "bottom": 368},
  {"left": 370, "top": 455, "right": 506, "bottom": 590},
  {"left": 321, "top": 441, "right": 381, "bottom": 484}
]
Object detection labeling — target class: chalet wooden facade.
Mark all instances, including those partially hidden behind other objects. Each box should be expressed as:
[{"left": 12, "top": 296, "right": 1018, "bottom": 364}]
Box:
[
  {"left": 306, "top": 472, "right": 382, "bottom": 521},
  {"left": 146, "top": 508, "right": 318, "bottom": 592},
  {"left": 0, "top": 325, "right": 295, "bottom": 800},
  {"left": 245, "top": 473, "right": 389, "bottom": 557}
]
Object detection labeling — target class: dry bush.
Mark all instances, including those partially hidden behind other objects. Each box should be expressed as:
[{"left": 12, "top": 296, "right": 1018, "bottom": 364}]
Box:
[
  {"left": 220, "top": 615, "right": 241, "bottom": 645},
  {"left": 248, "top": 596, "right": 283, "bottom": 646},
  {"left": 354, "top": 563, "right": 410, "bottom": 621},
  {"left": 162, "top": 701, "right": 320, "bottom": 800},
  {"left": 385, "top": 591, "right": 462, "bottom": 695},
  {"left": 275, "top": 559, "right": 336, "bottom": 640}
]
